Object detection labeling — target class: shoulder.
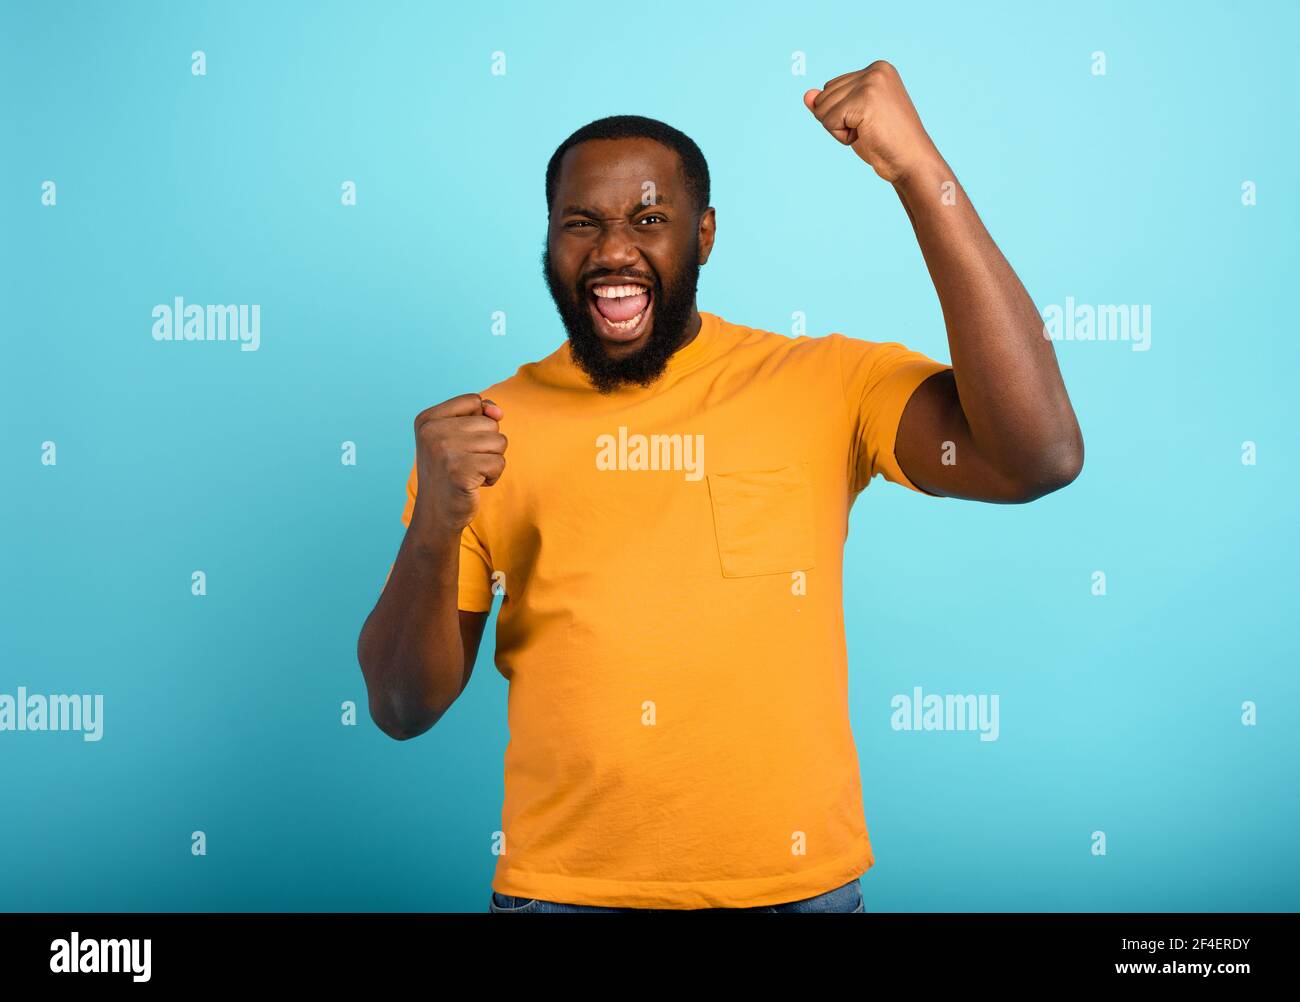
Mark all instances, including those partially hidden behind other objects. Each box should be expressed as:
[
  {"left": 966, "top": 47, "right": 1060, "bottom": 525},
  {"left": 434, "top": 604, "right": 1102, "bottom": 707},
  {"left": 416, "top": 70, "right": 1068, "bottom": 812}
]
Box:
[
  {"left": 474, "top": 341, "right": 573, "bottom": 407},
  {"left": 709, "top": 313, "right": 849, "bottom": 375},
  {"left": 715, "top": 312, "right": 858, "bottom": 352}
]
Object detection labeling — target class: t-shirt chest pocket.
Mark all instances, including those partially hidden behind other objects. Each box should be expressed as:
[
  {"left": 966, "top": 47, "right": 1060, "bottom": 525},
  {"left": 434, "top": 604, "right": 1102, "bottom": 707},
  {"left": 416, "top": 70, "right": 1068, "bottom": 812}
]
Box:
[{"left": 705, "top": 461, "right": 816, "bottom": 578}]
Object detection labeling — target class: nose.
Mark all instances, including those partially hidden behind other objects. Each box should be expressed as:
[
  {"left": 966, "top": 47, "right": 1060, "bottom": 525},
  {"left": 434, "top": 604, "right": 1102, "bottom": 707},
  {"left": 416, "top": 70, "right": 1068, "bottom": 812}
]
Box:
[{"left": 590, "top": 221, "right": 641, "bottom": 271}]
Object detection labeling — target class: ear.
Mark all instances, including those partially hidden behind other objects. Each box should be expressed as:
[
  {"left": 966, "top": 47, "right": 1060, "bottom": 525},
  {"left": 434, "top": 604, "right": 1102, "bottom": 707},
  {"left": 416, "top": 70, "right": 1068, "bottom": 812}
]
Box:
[{"left": 697, "top": 206, "right": 717, "bottom": 265}]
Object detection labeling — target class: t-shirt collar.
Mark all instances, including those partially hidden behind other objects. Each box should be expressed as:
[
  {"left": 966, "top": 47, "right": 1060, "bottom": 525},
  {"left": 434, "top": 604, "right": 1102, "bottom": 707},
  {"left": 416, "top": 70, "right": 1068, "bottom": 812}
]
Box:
[{"left": 663, "top": 310, "right": 718, "bottom": 375}]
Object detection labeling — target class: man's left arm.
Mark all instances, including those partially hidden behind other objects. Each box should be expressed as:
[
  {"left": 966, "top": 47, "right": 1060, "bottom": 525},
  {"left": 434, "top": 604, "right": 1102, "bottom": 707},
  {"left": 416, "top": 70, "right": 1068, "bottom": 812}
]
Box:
[{"left": 804, "top": 60, "right": 1084, "bottom": 503}]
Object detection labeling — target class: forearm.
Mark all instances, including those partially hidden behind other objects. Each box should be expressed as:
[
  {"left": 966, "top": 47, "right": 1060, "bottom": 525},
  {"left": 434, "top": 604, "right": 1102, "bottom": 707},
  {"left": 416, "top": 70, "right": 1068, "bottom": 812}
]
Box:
[
  {"left": 357, "top": 514, "right": 466, "bottom": 739},
  {"left": 894, "top": 155, "right": 1083, "bottom": 481}
]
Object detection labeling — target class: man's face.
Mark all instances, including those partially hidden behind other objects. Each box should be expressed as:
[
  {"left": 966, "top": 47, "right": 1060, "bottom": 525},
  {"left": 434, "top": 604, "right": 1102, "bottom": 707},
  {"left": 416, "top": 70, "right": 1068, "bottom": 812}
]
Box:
[{"left": 542, "top": 137, "right": 714, "bottom": 394}]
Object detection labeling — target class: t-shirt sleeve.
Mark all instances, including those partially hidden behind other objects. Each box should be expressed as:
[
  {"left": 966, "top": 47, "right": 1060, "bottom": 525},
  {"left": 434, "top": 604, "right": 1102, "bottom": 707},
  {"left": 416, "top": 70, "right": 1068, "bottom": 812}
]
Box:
[
  {"left": 398, "top": 459, "right": 495, "bottom": 613},
  {"left": 833, "top": 332, "right": 952, "bottom": 494}
]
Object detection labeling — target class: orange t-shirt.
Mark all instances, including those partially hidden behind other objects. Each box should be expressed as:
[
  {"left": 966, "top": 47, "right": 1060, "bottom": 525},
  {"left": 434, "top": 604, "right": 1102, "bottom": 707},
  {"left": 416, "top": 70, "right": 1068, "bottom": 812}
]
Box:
[{"left": 398, "top": 310, "right": 951, "bottom": 908}]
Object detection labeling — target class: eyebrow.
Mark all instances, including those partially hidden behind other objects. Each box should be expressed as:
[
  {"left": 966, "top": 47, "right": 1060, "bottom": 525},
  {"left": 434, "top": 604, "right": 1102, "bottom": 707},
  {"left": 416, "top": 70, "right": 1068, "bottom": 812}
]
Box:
[{"left": 559, "top": 194, "right": 671, "bottom": 218}]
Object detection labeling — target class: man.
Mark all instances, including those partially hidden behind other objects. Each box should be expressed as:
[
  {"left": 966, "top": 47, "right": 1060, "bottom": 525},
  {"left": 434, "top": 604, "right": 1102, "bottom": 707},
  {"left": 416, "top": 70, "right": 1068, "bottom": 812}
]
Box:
[{"left": 356, "top": 61, "right": 1083, "bottom": 913}]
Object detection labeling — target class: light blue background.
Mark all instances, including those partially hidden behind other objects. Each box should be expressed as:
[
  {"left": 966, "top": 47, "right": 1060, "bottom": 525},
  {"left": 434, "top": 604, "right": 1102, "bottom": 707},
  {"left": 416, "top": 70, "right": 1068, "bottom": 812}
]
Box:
[{"left": 2, "top": 0, "right": 1296, "bottom": 912}]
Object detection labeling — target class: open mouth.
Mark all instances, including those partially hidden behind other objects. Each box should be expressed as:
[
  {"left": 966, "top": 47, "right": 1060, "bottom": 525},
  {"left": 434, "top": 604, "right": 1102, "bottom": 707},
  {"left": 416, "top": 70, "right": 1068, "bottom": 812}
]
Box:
[{"left": 588, "top": 283, "right": 654, "bottom": 344}]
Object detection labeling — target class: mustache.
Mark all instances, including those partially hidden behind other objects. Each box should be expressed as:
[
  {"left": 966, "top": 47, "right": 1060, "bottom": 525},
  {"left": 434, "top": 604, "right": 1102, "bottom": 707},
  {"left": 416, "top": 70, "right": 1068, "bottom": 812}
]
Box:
[{"left": 579, "top": 271, "right": 656, "bottom": 292}]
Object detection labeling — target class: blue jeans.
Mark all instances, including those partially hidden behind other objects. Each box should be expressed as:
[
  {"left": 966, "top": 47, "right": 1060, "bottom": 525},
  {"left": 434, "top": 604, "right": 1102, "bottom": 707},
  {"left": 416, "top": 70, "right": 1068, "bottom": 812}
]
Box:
[{"left": 488, "top": 877, "right": 865, "bottom": 913}]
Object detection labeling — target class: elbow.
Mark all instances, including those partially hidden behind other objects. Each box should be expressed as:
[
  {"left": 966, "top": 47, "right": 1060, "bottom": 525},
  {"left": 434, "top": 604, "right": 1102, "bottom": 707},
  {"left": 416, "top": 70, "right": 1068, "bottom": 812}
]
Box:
[
  {"left": 358, "top": 656, "right": 443, "bottom": 743},
  {"left": 357, "top": 625, "right": 444, "bottom": 741},
  {"left": 369, "top": 695, "right": 440, "bottom": 742},
  {"left": 367, "top": 672, "right": 459, "bottom": 740},
  {"left": 1004, "top": 433, "right": 1084, "bottom": 503},
  {"left": 361, "top": 677, "right": 410, "bottom": 740},
  {"left": 370, "top": 698, "right": 414, "bottom": 740}
]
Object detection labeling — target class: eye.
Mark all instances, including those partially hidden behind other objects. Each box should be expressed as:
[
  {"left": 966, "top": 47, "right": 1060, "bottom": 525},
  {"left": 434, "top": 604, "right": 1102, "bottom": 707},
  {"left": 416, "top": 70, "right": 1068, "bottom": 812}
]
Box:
[
  {"left": 565, "top": 220, "right": 593, "bottom": 229},
  {"left": 638, "top": 214, "right": 666, "bottom": 225}
]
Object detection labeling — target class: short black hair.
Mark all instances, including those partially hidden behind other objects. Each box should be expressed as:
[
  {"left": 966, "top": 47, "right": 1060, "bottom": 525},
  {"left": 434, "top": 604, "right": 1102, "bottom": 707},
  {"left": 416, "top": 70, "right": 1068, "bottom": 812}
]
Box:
[{"left": 545, "top": 115, "right": 710, "bottom": 222}]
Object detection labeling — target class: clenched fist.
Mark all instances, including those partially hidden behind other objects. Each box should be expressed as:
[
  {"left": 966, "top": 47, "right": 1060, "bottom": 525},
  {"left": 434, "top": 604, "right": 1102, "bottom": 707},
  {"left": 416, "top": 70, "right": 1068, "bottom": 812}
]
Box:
[
  {"left": 410, "top": 393, "right": 507, "bottom": 537},
  {"left": 802, "top": 60, "right": 941, "bottom": 185}
]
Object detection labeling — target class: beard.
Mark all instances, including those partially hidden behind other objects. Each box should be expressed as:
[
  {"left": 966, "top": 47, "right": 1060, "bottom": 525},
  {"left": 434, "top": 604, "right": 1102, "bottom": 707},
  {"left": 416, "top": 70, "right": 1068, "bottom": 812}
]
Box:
[{"left": 541, "top": 238, "right": 701, "bottom": 395}]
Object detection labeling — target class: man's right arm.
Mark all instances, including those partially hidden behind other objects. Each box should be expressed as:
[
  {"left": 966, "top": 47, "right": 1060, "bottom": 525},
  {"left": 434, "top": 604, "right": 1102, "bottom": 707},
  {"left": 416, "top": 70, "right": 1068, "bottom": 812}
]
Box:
[{"left": 355, "top": 394, "right": 506, "bottom": 740}]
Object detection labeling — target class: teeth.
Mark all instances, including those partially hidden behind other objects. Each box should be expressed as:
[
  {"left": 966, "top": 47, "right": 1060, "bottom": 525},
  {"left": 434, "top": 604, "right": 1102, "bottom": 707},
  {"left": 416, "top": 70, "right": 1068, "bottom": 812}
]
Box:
[{"left": 589, "top": 283, "right": 651, "bottom": 332}]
